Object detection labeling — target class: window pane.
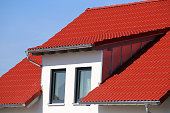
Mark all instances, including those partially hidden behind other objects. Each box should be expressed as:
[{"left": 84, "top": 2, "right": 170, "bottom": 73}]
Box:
[
  {"left": 79, "top": 70, "right": 91, "bottom": 99},
  {"left": 51, "top": 70, "right": 66, "bottom": 103},
  {"left": 77, "top": 68, "right": 91, "bottom": 100},
  {"left": 54, "top": 71, "right": 65, "bottom": 100}
]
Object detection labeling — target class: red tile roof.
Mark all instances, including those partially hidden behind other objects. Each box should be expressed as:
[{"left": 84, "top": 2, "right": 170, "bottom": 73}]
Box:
[
  {"left": 81, "top": 31, "right": 170, "bottom": 103},
  {"left": 1, "top": 0, "right": 169, "bottom": 107},
  {"left": 28, "top": 0, "right": 170, "bottom": 51},
  {"left": 0, "top": 55, "right": 42, "bottom": 106}
]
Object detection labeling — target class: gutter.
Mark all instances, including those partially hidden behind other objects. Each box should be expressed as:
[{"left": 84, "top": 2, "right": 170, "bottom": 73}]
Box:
[
  {"left": 27, "top": 44, "right": 93, "bottom": 54},
  {"left": 25, "top": 44, "right": 92, "bottom": 66},
  {"left": 80, "top": 101, "right": 160, "bottom": 113},
  {"left": 25, "top": 51, "right": 42, "bottom": 67},
  {"left": 79, "top": 101, "right": 161, "bottom": 106},
  {"left": 0, "top": 96, "right": 41, "bottom": 108},
  {"left": 0, "top": 103, "right": 25, "bottom": 108}
]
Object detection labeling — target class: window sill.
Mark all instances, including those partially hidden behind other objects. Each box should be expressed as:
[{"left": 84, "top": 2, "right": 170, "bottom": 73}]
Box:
[
  {"left": 48, "top": 103, "right": 65, "bottom": 106},
  {"left": 72, "top": 103, "right": 90, "bottom": 106}
]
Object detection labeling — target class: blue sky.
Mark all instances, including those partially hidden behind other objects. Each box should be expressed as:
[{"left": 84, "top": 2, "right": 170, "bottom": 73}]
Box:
[{"left": 0, "top": 0, "right": 141, "bottom": 76}]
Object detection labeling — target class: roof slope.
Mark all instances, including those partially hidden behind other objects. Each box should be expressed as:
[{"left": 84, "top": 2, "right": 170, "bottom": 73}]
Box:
[
  {"left": 81, "top": 31, "right": 170, "bottom": 103},
  {"left": 29, "top": 0, "right": 170, "bottom": 51},
  {"left": 0, "top": 55, "right": 42, "bottom": 107}
]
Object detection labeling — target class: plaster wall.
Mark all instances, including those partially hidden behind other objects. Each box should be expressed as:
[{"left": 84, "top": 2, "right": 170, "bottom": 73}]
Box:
[
  {"left": 42, "top": 50, "right": 102, "bottom": 113},
  {"left": 99, "top": 97, "right": 170, "bottom": 113}
]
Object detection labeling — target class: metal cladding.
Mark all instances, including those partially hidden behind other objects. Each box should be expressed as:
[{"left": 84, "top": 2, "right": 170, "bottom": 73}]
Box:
[
  {"left": 0, "top": 55, "right": 42, "bottom": 107},
  {"left": 81, "top": 31, "right": 170, "bottom": 103},
  {"left": 28, "top": 0, "right": 170, "bottom": 51}
]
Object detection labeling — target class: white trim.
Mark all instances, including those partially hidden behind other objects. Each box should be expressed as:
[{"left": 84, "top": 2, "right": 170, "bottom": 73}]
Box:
[
  {"left": 72, "top": 103, "right": 89, "bottom": 106},
  {"left": 48, "top": 103, "right": 65, "bottom": 106}
]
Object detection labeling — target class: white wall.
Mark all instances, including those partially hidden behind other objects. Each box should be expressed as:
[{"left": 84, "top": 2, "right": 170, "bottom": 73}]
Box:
[
  {"left": 42, "top": 50, "right": 102, "bottom": 113},
  {"left": 0, "top": 96, "right": 43, "bottom": 113},
  {"left": 99, "top": 97, "right": 170, "bottom": 113}
]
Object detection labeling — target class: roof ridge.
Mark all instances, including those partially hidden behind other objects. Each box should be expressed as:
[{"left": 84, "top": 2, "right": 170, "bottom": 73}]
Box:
[{"left": 86, "top": 0, "right": 165, "bottom": 11}]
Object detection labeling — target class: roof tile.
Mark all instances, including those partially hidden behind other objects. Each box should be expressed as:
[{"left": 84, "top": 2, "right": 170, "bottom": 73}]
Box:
[
  {"left": 28, "top": 0, "right": 170, "bottom": 51},
  {"left": 0, "top": 55, "right": 42, "bottom": 106}
]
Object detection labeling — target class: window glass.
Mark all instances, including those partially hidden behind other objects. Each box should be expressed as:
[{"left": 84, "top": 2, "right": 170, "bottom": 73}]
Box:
[
  {"left": 50, "top": 69, "right": 66, "bottom": 103},
  {"left": 76, "top": 67, "right": 91, "bottom": 102}
]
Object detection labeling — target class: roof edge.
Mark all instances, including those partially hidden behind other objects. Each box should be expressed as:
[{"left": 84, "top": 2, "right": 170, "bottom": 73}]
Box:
[
  {"left": 79, "top": 101, "right": 161, "bottom": 106},
  {"left": 26, "top": 95, "right": 41, "bottom": 108},
  {"left": 0, "top": 96, "right": 41, "bottom": 108},
  {"left": 0, "top": 103, "right": 26, "bottom": 108},
  {"left": 94, "top": 27, "right": 170, "bottom": 48},
  {"left": 25, "top": 89, "right": 42, "bottom": 106},
  {"left": 159, "top": 90, "right": 170, "bottom": 103},
  {"left": 27, "top": 44, "right": 93, "bottom": 54},
  {"left": 86, "top": 0, "right": 163, "bottom": 11},
  {"left": 0, "top": 90, "right": 42, "bottom": 108}
]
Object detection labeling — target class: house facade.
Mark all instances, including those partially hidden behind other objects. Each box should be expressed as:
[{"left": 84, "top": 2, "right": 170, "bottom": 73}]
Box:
[
  {"left": 41, "top": 50, "right": 102, "bottom": 113},
  {"left": 0, "top": 0, "right": 170, "bottom": 113}
]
